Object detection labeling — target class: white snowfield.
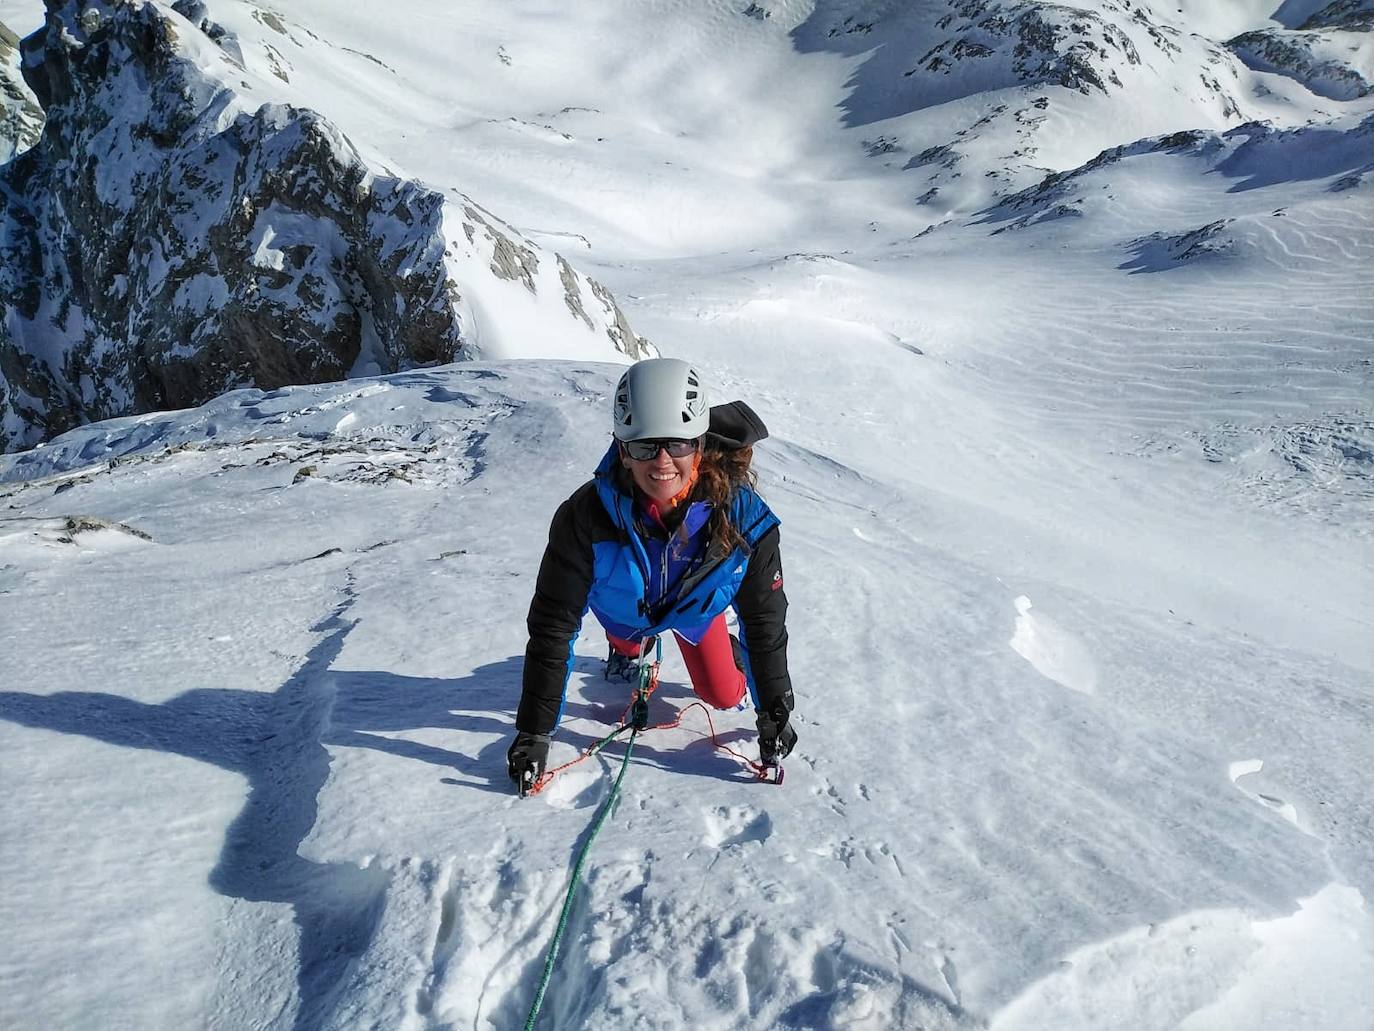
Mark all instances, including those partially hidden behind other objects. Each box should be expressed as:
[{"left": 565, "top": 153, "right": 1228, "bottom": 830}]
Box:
[{"left": 2, "top": 0, "right": 1373, "bottom": 1029}]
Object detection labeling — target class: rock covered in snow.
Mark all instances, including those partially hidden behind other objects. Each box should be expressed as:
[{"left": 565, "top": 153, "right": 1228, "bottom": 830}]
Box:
[
  {"left": 1227, "top": 1, "right": 1374, "bottom": 102},
  {"left": 788, "top": 0, "right": 1256, "bottom": 212},
  {"left": 795, "top": 0, "right": 1249, "bottom": 117},
  {"left": 1301, "top": 0, "right": 1374, "bottom": 32},
  {"left": 987, "top": 128, "right": 1224, "bottom": 218},
  {"left": 0, "top": 0, "right": 651, "bottom": 454},
  {"left": 168, "top": 0, "right": 245, "bottom": 66},
  {"left": 916, "top": 1, "right": 1188, "bottom": 99},
  {"left": 0, "top": 21, "right": 43, "bottom": 162},
  {"left": 980, "top": 112, "right": 1374, "bottom": 246}
]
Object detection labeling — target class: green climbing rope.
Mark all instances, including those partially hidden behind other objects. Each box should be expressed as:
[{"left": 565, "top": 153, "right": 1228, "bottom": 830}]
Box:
[
  {"left": 524, "top": 644, "right": 661, "bottom": 1029},
  {"left": 523, "top": 726, "right": 639, "bottom": 1031}
]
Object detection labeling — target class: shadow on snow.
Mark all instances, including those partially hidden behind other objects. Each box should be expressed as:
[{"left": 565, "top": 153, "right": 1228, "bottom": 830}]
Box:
[
  {"left": 0, "top": 605, "right": 761, "bottom": 1025},
  {"left": 0, "top": 593, "right": 515, "bottom": 1029}
]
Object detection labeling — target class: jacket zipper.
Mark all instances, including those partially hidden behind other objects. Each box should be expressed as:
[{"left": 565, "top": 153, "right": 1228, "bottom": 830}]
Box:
[{"left": 599, "top": 466, "right": 776, "bottom": 626}]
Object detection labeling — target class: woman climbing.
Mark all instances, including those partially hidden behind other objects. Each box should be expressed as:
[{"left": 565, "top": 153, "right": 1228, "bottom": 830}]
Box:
[{"left": 507, "top": 357, "right": 797, "bottom": 795}]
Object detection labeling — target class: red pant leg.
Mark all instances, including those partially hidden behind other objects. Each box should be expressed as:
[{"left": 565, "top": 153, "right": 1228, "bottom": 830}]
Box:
[
  {"left": 674, "top": 614, "right": 746, "bottom": 709},
  {"left": 607, "top": 632, "right": 659, "bottom": 658}
]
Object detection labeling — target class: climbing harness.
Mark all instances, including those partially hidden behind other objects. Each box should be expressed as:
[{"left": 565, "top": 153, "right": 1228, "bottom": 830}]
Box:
[
  {"left": 521, "top": 639, "right": 782, "bottom": 1028},
  {"left": 525, "top": 645, "right": 784, "bottom": 796}
]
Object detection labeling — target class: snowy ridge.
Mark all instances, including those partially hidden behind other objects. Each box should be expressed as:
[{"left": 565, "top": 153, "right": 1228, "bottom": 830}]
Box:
[
  {"left": 787, "top": 0, "right": 1269, "bottom": 215},
  {"left": 1229, "top": 0, "right": 1374, "bottom": 98},
  {"left": 1229, "top": 22, "right": 1374, "bottom": 99},
  {"left": 984, "top": 109, "right": 1374, "bottom": 232}
]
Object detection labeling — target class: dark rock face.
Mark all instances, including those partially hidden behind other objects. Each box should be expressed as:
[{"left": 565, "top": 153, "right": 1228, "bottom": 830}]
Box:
[{"left": 0, "top": 0, "right": 649, "bottom": 453}]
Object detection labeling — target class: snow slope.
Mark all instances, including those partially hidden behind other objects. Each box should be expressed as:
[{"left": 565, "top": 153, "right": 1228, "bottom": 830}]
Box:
[
  {"left": 2, "top": 361, "right": 1370, "bottom": 1029},
  {"left": 2, "top": 0, "right": 1372, "bottom": 1028}
]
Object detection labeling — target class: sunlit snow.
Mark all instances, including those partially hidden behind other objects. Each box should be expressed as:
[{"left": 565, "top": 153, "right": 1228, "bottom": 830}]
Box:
[{"left": 1, "top": 0, "right": 1371, "bottom": 1029}]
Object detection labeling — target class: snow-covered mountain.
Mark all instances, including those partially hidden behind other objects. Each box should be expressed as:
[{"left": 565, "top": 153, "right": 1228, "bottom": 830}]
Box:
[
  {"left": 1229, "top": 0, "right": 1374, "bottom": 100},
  {"left": 1, "top": 0, "right": 1371, "bottom": 1028},
  {"left": 784, "top": 0, "right": 1340, "bottom": 214},
  {"left": 0, "top": 0, "right": 650, "bottom": 453}
]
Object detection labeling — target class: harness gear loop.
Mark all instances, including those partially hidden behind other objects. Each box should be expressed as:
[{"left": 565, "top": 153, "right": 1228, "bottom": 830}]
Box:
[
  {"left": 629, "top": 691, "right": 651, "bottom": 731},
  {"left": 628, "top": 635, "right": 659, "bottom": 730}
]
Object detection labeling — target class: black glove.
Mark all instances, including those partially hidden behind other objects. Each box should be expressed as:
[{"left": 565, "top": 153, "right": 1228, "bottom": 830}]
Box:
[
  {"left": 755, "top": 702, "right": 797, "bottom": 765},
  {"left": 507, "top": 732, "right": 550, "bottom": 796}
]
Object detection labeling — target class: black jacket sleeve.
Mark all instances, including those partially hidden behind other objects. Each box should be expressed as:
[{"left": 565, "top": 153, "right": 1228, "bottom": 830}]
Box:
[
  {"left": 734, "top": 525, "right": 794, "bottom": 716},
  {"left": 517, "top": 489, "right": 595, "bottom": 735}
]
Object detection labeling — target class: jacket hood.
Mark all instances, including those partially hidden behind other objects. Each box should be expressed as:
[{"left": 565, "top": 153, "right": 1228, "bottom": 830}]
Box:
[{"left": 706, "top": 401, "right": 768, "bottom": 451}]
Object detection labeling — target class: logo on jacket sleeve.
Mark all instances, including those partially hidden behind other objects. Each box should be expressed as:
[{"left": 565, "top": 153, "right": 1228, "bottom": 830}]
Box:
[{"left": 771, "top": 570, "right": 784, "bottom": 591}]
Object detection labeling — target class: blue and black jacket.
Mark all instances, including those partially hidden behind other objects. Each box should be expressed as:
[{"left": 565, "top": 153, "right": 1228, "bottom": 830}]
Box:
[{"left": 517, "top": 403, "right": 793, "bottom": 737}]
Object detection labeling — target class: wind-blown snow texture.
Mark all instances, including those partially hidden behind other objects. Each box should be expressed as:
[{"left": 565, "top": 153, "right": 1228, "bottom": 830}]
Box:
[{"left": 1, "top": 0, "right": 1372, "bottom": 1029}]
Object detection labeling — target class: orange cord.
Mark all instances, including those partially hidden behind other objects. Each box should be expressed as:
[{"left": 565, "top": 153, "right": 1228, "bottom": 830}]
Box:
[{"left": 527, "top": 670, "right": 771, "bottom": 795}]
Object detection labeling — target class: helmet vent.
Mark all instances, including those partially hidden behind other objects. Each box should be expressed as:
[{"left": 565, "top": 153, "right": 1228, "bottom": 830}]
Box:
[{"left": 611, "top": 358, "right": 709, "bottom": 441}]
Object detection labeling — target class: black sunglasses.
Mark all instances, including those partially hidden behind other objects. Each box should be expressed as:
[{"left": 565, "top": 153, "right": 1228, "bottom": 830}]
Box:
[{"left": 621, "top": 437, "right": 701, "bottom": 461}]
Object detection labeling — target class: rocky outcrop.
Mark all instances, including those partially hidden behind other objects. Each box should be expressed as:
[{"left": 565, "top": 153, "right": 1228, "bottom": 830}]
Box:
[
  {"left": 909, "top": 1, "right": 1245, "bottom": 114},
  {"left": 1121, "top": 218, "right": 1238, "bottom": 271},
  {"left": 168, "top": 0, "right": 245, "bottom": 66},
  {"left": 789, "top": 0, "right": 1253, "bottom": 213},
  {"left": 985, "top": 128, "right": 1220, "bottom": 219},
  {"left": 1227, "top": 23, "right": 1372, "bottom": 101},
  {"left": 0, "top": 21, "right": 43, "bottom": 162},
  {"left": 981, "top": 113, "right": 1374, "bottom": 230},
  {"left": 1300, "top": 0, "right": 1374, "bottom": 32},
  {"left": 0, "top": 0, "right": 650, "bottom": 453},
  {"left": 797, "top": 0, "right": 1246, "bottom": 116},
  {"left": 917, "top": 2, "right": 1145, "bottom": 95}
]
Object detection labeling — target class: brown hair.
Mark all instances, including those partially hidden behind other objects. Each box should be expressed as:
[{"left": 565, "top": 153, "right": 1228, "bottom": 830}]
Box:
[{"left": 694, "top": 444, "right": 756, "bottom": 553}]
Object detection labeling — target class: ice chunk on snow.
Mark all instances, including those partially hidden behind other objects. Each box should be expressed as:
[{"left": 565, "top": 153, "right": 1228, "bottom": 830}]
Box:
[{"left": 1009, "top": 595, "right": 1098, "bottom": 695}]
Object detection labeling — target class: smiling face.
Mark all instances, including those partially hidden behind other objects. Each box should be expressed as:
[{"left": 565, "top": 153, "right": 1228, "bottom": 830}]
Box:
[{"left": 621, "top": 442, "right": 700, "bottom": 508}]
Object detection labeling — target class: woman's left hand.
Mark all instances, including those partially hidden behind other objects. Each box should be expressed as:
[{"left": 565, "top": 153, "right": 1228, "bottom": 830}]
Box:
[{"left": 756, "top": 704, "right": 796, "bottom": 764}]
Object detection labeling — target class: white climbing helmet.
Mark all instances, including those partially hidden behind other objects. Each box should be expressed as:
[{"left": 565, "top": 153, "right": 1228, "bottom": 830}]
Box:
[{"left": 612, "top": 358, "right": 710, "bottom": 441}]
